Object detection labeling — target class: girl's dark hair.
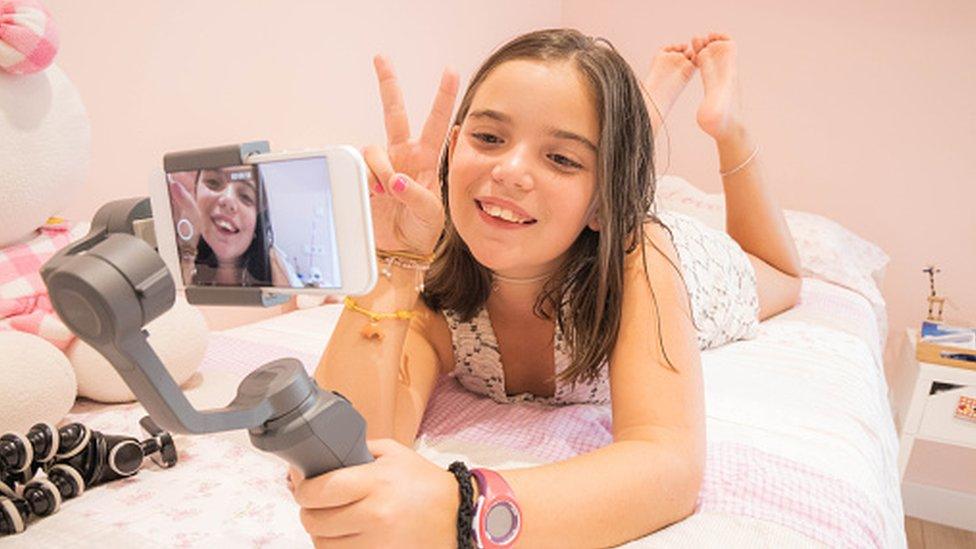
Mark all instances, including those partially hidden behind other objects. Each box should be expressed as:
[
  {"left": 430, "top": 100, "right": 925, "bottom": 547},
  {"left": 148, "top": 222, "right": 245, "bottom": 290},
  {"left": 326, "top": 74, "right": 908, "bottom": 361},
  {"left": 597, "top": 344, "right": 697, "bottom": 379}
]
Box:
[
  {"left": 422, "top": 28, "right": 681, "bottom": 387},
  {"left": 193, "top": 170, "right": 272, "bottom": 285}
]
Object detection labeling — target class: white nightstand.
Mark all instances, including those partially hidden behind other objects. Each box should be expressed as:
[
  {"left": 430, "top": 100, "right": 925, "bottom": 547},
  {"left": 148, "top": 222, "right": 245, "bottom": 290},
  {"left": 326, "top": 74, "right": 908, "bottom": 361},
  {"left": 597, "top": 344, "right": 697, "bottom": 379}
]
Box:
[{"left": 895, "top": 328, "right": 976, "bottom": 532}]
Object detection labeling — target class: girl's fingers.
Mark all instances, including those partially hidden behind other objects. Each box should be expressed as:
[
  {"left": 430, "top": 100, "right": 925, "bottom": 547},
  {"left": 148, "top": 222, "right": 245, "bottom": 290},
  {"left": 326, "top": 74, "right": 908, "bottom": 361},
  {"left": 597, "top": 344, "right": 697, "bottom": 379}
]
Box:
[
  {"left": 169, "top": 179, "right": 195, "bottom": 210},
  {"left": 418, "top": 67, "right": 460, "bottom": 152},
  {"left": 169, "top": 181, "right": 201, "bottom": 227},
  {"left": 372, "top": 55, "right": 411, "bottom": 147},
  {"left": 300, "top": 505, "right": 370, "bottom": 540},
  {"left": 293, "top": 466, "right": 373, "bottom": 510},
  {"left": 385, "top": 173, "right": 442, "bottom": 226},
  {"left": 362, "top": 145, "right": 396, "bottom": 194},
  {"left": 359, "top": 146, "right": 383, "bottom": 195},
  {"left": 366, "top": 166, "right": 383, "bottom": 195}
]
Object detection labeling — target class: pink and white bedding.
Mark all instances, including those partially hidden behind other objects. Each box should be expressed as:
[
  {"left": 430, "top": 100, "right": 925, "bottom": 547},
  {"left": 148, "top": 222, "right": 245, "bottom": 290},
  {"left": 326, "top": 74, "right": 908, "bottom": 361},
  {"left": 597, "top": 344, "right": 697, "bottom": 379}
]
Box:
[{"left": 10, "top": 278, "right": 905, "bottom": 548}]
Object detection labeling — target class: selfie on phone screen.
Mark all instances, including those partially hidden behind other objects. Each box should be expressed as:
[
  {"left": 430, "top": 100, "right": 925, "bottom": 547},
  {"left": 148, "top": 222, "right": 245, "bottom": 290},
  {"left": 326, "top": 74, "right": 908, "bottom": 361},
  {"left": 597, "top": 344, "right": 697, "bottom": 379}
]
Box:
[{"left": 165, "top": 157, "right": 342, "bottom": 289}]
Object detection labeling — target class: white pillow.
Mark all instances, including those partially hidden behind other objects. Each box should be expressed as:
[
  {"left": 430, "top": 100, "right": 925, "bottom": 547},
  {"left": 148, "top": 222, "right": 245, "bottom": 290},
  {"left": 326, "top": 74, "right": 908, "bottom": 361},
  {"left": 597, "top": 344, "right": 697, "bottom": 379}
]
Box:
[{"left": 654, "top": 175, "right": 890, "bottom": 341}]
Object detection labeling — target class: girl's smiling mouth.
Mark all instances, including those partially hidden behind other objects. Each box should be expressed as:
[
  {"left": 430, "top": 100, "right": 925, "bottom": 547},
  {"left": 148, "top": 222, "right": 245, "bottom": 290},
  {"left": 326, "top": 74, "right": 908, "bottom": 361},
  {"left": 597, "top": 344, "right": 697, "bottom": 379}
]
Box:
[
  {"left": 211, "top": 214, "right": 240, "bottom": 234},
  {"left": 474, "top": 197, "right": 537, "bottom": 226}
]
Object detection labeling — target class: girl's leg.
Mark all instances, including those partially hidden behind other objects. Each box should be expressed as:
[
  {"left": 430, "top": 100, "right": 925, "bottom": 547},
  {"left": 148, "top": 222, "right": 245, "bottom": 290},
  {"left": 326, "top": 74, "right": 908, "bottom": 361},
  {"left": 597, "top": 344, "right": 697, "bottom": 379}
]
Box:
[
  {"left": 642, "top": 44, "right": 697, "bottom": 138},
  {"left": 692, "top": 33, "right": 802, "bottom": 278},
  {"left": 692, "top": 34, "right": 802, "bottom": 318}
]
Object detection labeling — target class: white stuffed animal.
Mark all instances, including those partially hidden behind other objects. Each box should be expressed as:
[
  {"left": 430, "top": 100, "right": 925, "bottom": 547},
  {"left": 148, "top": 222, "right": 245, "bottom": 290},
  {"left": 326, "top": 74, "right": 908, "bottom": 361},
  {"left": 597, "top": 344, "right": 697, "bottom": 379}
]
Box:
[{"left": 0, "top": 0, "right": 208, "bottom": 434}]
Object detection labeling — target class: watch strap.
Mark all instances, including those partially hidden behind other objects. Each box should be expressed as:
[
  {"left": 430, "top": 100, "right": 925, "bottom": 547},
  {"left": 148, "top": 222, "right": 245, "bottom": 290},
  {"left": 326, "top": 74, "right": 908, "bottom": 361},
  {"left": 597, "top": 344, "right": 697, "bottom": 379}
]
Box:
[{"left": 470, "top": 468, "right": 521, "bottom": 548}]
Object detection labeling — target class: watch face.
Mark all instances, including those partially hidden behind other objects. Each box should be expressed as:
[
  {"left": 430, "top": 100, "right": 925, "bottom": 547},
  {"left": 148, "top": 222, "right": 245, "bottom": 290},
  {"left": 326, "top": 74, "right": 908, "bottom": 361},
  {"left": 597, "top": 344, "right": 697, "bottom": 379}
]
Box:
[{"left": 486, "top": 501, "right": 520, "bottom": 544}]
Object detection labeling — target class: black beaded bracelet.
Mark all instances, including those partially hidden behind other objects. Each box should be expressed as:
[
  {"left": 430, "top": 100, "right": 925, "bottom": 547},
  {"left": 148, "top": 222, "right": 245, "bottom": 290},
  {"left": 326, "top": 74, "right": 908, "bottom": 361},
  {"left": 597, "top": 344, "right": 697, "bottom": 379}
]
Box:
[{"left": 448, "top": 461, "right": 475, "bottom": 549}]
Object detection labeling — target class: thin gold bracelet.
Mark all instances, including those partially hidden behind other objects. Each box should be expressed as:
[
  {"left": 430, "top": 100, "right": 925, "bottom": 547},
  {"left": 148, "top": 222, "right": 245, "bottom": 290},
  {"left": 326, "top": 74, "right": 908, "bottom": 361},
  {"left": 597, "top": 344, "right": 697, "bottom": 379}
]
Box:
[
  {"left": 720, "top": 144, "right": 760, "bottom": 177},
  {"left": 376, "top": 249, "right": 436, "bottom": 264},
  {"left": 376, "top": 250, "right": 433, "bottom": 293},
  {"left": 344, "top": 296, "right": 416, "bottom": 341}
]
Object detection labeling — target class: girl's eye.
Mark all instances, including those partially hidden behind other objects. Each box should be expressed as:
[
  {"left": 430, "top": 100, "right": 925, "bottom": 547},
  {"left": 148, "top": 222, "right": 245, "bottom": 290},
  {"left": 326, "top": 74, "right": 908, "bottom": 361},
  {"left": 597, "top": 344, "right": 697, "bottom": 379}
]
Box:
[
  {"left": 203, "top": 178, "right": 224, "bottom": 191},
  {"left": 472, "top": 132, "right": 502, "bottom": 145},
  {"left": 236, "top": 185, "right": 256, "bottom": 207},
  {"left": 549, "top": 154, "right": 583, "bottom": 170}
]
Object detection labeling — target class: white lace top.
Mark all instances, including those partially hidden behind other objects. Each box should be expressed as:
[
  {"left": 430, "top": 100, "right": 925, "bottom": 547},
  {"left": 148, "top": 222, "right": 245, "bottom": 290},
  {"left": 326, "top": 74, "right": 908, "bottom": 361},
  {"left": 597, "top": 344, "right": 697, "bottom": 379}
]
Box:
[{"left": 443, "top": 211, "right": 760, "bottom": 406}]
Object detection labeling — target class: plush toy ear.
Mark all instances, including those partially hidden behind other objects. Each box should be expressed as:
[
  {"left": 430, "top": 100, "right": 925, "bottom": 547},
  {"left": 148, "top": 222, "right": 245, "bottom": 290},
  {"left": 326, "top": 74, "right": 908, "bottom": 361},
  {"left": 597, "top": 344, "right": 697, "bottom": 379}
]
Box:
[{"left": 0, "top": 0, "right": 59, "bottom": 75}]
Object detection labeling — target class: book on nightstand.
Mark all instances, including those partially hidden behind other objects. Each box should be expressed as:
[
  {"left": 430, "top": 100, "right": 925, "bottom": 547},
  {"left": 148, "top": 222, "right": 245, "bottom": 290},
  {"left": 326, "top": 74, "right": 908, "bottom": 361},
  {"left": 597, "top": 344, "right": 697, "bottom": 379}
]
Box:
[
  {"left": 916, "top": 321, "right": 976, "bottom": 423},
  {"left": 917, "top": 321, "right": 976, "bottom": 371}
]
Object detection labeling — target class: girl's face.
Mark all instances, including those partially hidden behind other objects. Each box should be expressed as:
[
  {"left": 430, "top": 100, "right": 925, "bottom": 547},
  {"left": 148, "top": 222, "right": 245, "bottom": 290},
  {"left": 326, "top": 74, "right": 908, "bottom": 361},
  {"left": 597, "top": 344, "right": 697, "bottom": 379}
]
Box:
[
  {"left": 196, "top": 167, "right": 258, "bottom": 264},
  {"left": 448, "top": 59, "right": 600, "bottom": 278}
]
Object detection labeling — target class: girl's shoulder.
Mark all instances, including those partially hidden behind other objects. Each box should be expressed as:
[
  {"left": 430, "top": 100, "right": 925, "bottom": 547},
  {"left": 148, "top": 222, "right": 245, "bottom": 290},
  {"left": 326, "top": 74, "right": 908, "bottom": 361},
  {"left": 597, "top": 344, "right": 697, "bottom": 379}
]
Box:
[{"left": 626, "top": 218, "right": 682, "bottom": 273}]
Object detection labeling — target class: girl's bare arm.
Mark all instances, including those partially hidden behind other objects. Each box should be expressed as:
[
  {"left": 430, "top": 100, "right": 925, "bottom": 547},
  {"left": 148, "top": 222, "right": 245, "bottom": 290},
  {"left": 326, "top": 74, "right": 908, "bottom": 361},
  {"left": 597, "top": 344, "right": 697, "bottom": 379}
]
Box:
[
  {"left": 314, "top": 267, "right": 418, "bottom": 440},
  {"left": 491, "top": 223, "right": 705, "bottom": 547},
  {"left": 315, "top": 56, "right": 457, "bottom": 442}
]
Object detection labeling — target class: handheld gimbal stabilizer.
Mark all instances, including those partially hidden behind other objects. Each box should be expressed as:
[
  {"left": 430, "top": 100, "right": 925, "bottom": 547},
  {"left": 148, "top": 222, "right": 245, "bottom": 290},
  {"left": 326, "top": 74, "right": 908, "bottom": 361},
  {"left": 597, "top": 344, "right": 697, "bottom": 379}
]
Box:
[{"left": 39, "top": 142, "right": 373, "bottom": 479}]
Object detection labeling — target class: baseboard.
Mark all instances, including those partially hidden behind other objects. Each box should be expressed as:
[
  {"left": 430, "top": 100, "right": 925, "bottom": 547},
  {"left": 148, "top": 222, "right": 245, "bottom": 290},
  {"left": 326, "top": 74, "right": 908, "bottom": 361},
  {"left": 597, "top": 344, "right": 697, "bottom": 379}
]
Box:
[{"left": 902, "top": 481, "right": 976, "bottom": 532}]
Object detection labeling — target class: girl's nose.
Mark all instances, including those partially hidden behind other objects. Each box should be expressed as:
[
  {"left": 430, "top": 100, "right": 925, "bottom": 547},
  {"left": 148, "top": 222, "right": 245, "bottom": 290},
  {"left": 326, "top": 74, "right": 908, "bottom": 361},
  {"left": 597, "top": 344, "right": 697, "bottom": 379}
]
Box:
[
  {"left": 216, "top": 187, "right": 238, "bottom": 211},
  {"left": 491, "top": 146, "right": 534, "bottom": 191}
]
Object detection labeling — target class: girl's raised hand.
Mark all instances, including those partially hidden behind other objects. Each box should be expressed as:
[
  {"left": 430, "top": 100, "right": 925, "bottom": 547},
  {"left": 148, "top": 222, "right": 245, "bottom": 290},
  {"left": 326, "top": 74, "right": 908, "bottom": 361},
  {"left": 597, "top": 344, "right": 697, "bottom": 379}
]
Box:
[
  {"left": 366, "top": 56, "right": 458, "bottom": 255},
  {"left": 167, "top": 171, "right": 202, "bottom": 250}
]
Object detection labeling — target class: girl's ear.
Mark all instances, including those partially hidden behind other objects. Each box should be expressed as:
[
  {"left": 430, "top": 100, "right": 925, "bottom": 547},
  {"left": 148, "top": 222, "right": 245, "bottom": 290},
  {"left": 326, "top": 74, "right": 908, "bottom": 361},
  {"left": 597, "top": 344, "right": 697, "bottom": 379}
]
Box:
[{"left": 585, "top": 200, "right": 600, "bottom": 231}]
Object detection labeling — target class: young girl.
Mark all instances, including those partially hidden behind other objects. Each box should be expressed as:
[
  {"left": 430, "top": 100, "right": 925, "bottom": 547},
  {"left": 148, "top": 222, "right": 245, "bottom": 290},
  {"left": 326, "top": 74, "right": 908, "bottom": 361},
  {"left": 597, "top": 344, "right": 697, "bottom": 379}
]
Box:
[{"left": 291, "top": 30, "right": 801, "bottom": 547}]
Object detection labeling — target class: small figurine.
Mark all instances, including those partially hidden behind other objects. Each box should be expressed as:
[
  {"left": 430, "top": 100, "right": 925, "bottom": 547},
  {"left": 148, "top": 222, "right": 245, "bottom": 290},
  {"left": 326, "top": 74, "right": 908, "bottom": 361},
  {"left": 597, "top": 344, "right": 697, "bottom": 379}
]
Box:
[{"left": 923, "top": 265, "right": 945, "bottom": 322}]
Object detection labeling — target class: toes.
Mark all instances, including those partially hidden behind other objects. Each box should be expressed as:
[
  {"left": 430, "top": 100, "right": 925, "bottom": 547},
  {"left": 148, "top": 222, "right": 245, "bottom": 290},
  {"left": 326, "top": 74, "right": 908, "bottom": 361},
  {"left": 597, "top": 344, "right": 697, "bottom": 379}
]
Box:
[
  {"left": 674, "top": 43, "right": 694, "bottom": 61},
  {"left": 659, "top": 43, "right": 696, "bottom": 65},
  {"left": 692, "top": 32, "right": 733, "bottom": 63}
]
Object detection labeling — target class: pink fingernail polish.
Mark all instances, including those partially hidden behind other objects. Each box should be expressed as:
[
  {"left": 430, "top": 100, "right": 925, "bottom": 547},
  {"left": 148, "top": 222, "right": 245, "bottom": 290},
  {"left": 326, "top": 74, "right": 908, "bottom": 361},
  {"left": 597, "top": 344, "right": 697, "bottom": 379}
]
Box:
[
  {"left": 393, "top": 176, "right": 406, "bottom": 193},
  {"left": 375, "top": 183, "right": 385, "bottom": 193}
]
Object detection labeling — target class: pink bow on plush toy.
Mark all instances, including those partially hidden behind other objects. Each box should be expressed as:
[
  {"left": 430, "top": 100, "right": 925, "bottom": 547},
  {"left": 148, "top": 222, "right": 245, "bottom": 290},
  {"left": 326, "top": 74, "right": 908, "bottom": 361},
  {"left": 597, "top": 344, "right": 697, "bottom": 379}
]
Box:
[{"left": 0, "top": 0, "right": 58, "bottom": 74}]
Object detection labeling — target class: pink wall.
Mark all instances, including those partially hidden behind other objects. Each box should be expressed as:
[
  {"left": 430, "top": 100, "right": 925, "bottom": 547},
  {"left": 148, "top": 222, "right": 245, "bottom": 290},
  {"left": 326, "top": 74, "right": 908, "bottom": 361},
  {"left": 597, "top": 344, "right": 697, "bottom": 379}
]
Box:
[
  {"left": 561, "top": 0, "right": 976, "bottom": 375},
  {"left": 42, "top": 1, "right": 974, "bottom": 369},
  {"left": 44, "top": 0, "right": 560, "bottom": 328}
]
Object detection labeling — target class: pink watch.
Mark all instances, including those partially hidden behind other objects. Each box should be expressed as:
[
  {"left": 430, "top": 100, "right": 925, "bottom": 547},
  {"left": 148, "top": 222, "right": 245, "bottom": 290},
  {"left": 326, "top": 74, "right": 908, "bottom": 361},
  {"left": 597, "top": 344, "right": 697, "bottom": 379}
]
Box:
[{"left": 470, "top": 468, "right": 522, "bottom": 548}]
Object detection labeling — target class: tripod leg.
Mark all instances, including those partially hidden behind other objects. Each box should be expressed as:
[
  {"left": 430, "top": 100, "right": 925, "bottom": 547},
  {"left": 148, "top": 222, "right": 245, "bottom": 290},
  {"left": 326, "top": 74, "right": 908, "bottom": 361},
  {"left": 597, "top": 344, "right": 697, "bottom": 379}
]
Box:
[{"left": 0, "top": 496, "right": 29, "bottom": 535}]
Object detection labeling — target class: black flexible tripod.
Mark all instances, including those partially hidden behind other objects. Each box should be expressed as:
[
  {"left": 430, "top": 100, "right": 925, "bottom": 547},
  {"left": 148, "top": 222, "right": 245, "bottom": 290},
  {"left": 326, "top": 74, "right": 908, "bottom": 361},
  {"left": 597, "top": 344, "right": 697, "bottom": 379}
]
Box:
[{"left": 0, "top": 417, "right": 177, "bottom": 535}]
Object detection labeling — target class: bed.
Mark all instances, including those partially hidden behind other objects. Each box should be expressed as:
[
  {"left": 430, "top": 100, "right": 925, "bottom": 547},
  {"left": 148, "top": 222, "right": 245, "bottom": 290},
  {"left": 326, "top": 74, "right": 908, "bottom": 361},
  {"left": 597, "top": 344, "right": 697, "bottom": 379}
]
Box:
[{"left": 9, "top": 177, "right": 906, "bottom": 548}]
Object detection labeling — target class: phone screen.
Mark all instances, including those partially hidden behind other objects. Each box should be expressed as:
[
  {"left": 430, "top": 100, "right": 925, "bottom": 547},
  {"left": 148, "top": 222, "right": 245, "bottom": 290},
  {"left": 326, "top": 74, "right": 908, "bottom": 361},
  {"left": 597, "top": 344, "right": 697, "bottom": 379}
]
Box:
[{"left": 165, "top": 157, "right": 342, "bottom": 289}]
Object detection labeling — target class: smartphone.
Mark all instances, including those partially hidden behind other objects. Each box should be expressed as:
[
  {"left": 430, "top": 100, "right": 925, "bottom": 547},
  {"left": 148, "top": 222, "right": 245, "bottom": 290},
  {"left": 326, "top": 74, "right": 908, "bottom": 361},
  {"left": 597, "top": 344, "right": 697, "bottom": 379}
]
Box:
[{"left": 150, "top": 147, "right": 377, "bottom": 297}]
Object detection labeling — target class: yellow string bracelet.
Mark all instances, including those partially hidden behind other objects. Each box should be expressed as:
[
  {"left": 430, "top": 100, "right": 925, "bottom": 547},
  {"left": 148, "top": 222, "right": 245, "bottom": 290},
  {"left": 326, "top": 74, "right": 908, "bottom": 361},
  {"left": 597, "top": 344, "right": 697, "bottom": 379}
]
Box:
[{"left": 344, "top": 296, "right": 417, "bottom": 341}]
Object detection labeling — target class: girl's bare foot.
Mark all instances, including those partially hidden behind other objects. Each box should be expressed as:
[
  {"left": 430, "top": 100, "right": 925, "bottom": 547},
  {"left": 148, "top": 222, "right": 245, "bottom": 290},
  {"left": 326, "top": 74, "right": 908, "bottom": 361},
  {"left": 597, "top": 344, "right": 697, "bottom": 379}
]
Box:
[
  {"left": 643, "top": 43, "right": 697, "bottom": 135},
  {"left": 692, "top": 33, "right": 741, "bottom": 140}
]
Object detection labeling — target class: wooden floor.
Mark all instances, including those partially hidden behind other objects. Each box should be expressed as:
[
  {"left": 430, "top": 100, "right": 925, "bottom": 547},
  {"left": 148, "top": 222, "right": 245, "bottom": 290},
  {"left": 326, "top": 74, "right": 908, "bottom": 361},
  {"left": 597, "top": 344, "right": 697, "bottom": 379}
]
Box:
[{"left": 906, "top": 517, "right": 976, "bottom": 549}]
